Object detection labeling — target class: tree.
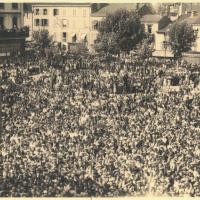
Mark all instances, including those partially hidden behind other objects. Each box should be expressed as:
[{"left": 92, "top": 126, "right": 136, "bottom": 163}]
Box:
[
  {"left": 136, "top": 33, "right": 154, "bottom": 59},
  {"left": 32, "top": 29, "right": 54, "bottom": 53},
  {"left": 94, "top": 9, "right": 144, "bottom": 55},
  {"left": 168, "top": 22, "right": 197, "bottom": 59}
]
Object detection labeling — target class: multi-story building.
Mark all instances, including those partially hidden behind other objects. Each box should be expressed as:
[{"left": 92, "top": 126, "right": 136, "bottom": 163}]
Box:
[
  {"left": 141, "top": 14, "right": 172, "bottom": 57},
  {"left": 26, "top": 3, "right": 152, "bottom": 52},
  {"left": 30, "top": 3, "right": 93, "bottom": 51},
  {"left": 0, "top": 3, "right": 28, "bottom": 57},
  {"left": 148, "top": 11, "right": 200, "bottom": 61}
]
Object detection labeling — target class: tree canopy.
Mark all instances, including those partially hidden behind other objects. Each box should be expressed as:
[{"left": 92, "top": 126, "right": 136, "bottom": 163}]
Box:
[
  {"left": 32, "top": 29, "right": 54, "bottom": 53},
  {"left": 94, "top": 9, "right": 144, "bottom": 55},
  {"left": 136, "top": 33, "right": 154, "bottom": 59},
  {"left": 168, "top": 22, "right": 197, "bottom": 59}
]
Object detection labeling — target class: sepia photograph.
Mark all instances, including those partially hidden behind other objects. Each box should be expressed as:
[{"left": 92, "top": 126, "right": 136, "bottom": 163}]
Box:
[{"left": 0, "top": 1, "right": 200, "bottom": 198}]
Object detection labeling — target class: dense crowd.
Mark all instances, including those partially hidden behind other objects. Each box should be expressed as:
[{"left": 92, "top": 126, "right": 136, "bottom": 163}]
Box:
[{"left": 0, "top": 52, "right": 200, "bottom": 197}]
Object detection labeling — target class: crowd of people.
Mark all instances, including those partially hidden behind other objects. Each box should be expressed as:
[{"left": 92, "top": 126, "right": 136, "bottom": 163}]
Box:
[{"left": 0, "top": 52, "right": 200, "bottom": 197}]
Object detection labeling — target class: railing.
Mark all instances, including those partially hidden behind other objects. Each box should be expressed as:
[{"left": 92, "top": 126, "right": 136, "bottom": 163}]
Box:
[{"left": 0, "top": 27, "right": 29, "bottom": 38}]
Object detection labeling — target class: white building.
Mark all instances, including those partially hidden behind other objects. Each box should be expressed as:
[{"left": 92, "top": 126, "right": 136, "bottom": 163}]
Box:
[
  {"left": 152, "top": 13, "right": 200, "bottom": 59},
  {"left": 141, "top": 14, "right": 171, "bottom": 35},
  {"left": 30, "top": 3, "right": 93, "bottom": 51}
]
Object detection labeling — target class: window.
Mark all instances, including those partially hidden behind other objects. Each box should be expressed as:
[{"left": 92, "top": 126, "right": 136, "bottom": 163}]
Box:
[
  {"left": 0, "top": 3, "right": 4, "bottom": 9},
  {"left": 147, "top": 24, "right": 152, "bottom": 34},
  {"left": 62, "top": 19, "right": 68, "bottom": 28},
  {"left": 12, "top": 3, "right": 18, "bottom": 10},
  {"left": 194, "top": 29, "right": 198, "bottom": 37},
  {"left": 63, "top": 32, "right": 67, "bottom": 42},
  {"left": 41, "top": 19, "right": 48, "bottom": 26},
  {"left": 53, "top": 9, "right": 59, "bottom": 16},
  {"left": 12, "top": 17, "right": 18, "bottom": 27},
  {"left": 23, "top": 3, "right": 28, "bottom": 11},
  {"left": 43, "top": 9, "right": 47, "bottom": 15},
  {"left": 92, "top": 21, "right": 98, "bottom": 30},
  {"left": 35, "top": 9, "right": 39, "bottom": 15},
  {"left": 0, "top": 17, "right": 4, "bottom": 27},
  {"left": 73, "top": 9, "right": 76, "bottom": 16},
  {"left": 35, "top": 19, "right": 40, "bottom": 26}
]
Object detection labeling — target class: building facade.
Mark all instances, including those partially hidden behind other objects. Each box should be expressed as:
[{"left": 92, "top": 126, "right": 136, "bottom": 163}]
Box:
[
  {"left": 26, "top": 3, "right": 152, "bottom": 52},
  {"left": 30, "top": 3, "right": 93, "bottom": 51},
  {"left": 152, "top": 13, "right": 200, "bottom": 59},
  {"left": 0, "top": 3, "right": 28, "bottom": 56}
]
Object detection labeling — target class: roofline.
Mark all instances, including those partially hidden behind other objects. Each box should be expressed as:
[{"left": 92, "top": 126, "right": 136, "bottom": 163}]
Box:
[
  {"left": 91, "top": 14, "right": 106, "bottom": 17},
  {"left": 32, "top": 3, "right": 92, "bottom": 8},
  {"left": 141, "top": 21, "right": 160, "bottom": 23},
  {"left": 91, "top": 4, "right": 146, "bottom": 18},
  {"left": 156, "top": 30, "right": 167, "bottom": 34}
]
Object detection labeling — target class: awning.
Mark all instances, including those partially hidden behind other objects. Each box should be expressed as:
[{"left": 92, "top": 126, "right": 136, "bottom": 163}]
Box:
[
  {"left": 72, "top": 33, "right": 76, "bottom": 37},
  {"left": 81, "top": 34, "right": 87, "bottom": 40}
]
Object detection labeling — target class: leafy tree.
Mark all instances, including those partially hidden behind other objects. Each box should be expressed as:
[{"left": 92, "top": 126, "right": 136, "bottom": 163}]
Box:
[
  {"left": 32, "top": 29, "right": 54, "bottom": 53},
  {"left": 136, "top": 33, "right": 154, "bottom": 59},
  {"left": 168, "top": 22, "right": 197, "bottom": 59},
  {"left": 94, "top": 9, "right": 144, "bottom": 55},
  {"left": 137, "top": 39, "right": 153, "bottom": 60}
]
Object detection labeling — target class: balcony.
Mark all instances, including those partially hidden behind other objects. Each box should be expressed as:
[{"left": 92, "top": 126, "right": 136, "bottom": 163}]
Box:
[{"left": 0, "top": 27, "right": 29, "bottom": 38}]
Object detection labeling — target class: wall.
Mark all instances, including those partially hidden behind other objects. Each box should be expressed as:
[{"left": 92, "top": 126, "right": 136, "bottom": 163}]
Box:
[
  {"left": 191, "top": 24, "right": 200, "bottom": 52},
  {"left": 153, "top": 32, "right": 173, "bottom": 57}
]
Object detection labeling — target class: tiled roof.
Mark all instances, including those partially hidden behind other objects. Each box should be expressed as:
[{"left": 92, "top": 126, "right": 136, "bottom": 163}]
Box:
[
  {"left": 141, "top": 14, "right": 162, "bottom": 23},
  {"left": 157, "top": 14, "right": 200, "bottom": 33},
  {"left": 91, "top": 3, "right": 143, "bottom": 17}
]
